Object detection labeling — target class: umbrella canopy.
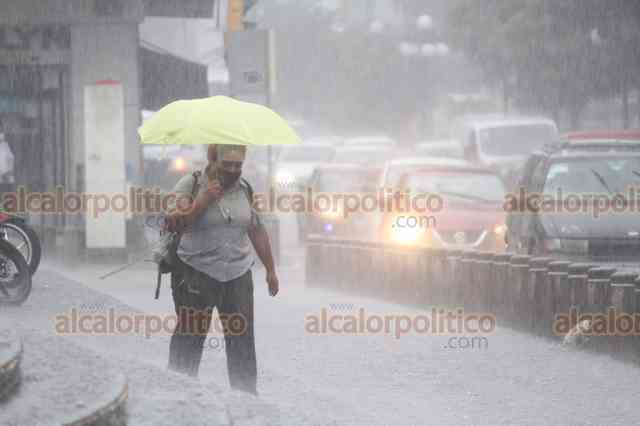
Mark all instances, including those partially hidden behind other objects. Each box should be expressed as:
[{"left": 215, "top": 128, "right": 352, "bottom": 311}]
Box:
[{"left": 138, "top": 96, "right": 301, "bottom": 146}]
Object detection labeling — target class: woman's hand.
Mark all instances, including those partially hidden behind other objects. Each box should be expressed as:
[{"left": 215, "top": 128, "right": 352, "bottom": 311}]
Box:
[
  {"left": 199, "top": 179, "right": 223, "bottom": 204},
  {"left": 266, "top": 270, "right": 279, "bottom": 297}
]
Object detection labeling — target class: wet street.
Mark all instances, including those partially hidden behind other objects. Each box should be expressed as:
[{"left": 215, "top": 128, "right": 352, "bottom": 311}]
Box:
[{"left": 4, "top": 216, "right": 640, "bottom": 425}]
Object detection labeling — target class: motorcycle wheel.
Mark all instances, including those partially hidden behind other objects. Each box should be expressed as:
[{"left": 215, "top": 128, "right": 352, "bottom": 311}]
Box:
[
  {"left": 0, "top": 218, "right": 41, "bottom": 275},
  {"left": 0, "top": 239, "right": 32, "bottom": 306}
]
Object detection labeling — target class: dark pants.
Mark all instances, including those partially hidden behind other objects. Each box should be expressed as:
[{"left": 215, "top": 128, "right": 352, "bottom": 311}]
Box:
[{"left": 168, "top": 263, "right": 257, "bottom": 395}]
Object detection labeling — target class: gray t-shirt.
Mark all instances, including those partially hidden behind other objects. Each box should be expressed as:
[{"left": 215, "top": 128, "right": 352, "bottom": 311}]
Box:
[{"left": 171, "top": 170, "right": 262, "bottom": 282}]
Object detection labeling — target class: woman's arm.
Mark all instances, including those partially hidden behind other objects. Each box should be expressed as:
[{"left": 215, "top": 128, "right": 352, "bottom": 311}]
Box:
[{"left": 248, "top": 224, "right": 279, "bottom": 296}]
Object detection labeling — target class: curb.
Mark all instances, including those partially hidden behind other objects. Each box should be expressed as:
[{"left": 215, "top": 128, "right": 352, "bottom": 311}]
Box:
[
  {"left": 59, "top": 373, "right": 128, "bottom": 426},
  {"left": 0, "top": 331, "right": 22, "bottom": 402}
]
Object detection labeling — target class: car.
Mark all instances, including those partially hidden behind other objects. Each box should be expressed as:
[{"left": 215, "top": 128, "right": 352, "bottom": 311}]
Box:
[
  {"left": 452, "top": 116, "right": 559, "bottom": 188},
  {"left": 332, "top": 145, "right": 394, "bottom": 167},
  {"left": 379, "top": 157, "right": 471, "bottom": 190},
  {"left": 414, "top": 140, "right": 464, "bottom": 159},
  {"left": 560, "top": 129, "right": 640, "bottom": 149},
  {"left": 301, "top": 163, "right": 382, "bottom": 241},
  {"left": 273, "top": 143, "right": 336, "bottom": 191},
  {"left": 342, "top": 136, "right": 397, "bottom": 149},
  {"left": 506, "top": 137, "right": 640, "bottom": 262},
  {"left": 379, "top": 162, "right": 507, "bottom": 250}
]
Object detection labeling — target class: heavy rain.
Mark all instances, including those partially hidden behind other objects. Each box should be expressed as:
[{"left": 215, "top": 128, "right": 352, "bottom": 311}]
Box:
[{"left": 2, "top": 1, "right": 640, "bottom": 425}]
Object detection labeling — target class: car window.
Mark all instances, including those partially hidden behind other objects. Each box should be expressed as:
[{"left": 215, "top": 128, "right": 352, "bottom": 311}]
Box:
[
  {"left": 543, "top": 157, "right": 640, "bottom": 196},
  {"left": 316, "top": 170, "right": 376, "bottom": 192},
  {"left": 405, "top": 172, "right": 506, "bottom": 203},
  {"left": 280, "top": 146, "right": 334, "bottom": 162}
]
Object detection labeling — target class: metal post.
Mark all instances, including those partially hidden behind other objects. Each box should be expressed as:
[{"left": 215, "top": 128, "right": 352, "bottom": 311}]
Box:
[
  {"left": 608, "top": 272, "right": 637, "bottom": 356},
  {"left": 527, "top": 257, "right": 551, "bottom": 335}
]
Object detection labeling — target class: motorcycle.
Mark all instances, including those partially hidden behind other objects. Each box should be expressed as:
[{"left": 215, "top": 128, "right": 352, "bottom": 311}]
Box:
[
  {"left": 0, "top": 213, "right": 41, "bottom": 275},
  {"left": 0, "top": 238, "right": 32, "bottom": 305}
]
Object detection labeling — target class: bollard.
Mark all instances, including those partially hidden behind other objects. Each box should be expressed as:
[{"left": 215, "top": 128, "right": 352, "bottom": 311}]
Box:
[
  {"left": 415, "top": 248, "right": 430, "bottom": 306},
  {"left": 548, "top": 261, "right": 571, "bottom": 339},
  {"left": 305, "top": 243, "right": 318, "bottom": 287},
  {"left": 400, "top": 250, "right": 416, "bottom": 305},
  {"left": 491, "top": 253, "right": 512, "bottom": 320},
  {"left": 382, "top": 249, "right": 395, "bottom": 301},
  {"left": 475, "top": 252, "right": 494, "bottom": 312},
  {"left": 444, "top": 249, "right": 462, "bottom": 305},
  {"left": 529, "top": 257, "right": 552, "bottom": 335},
  {"left": 458, "top": 250, "right": 476, "bottom": 309},
  {"left": 568, "top": 263, "right": 592, "bottom": 328},
  {"left": 420, "top": 248, "right": 434, "bottom": 304},
  {"left": 350, "top": 247, "right": 364, "bottom": 294},
  {"left": 324, "top": 244, "right": 337, "bottom": 289},
  {"left": 508, "top": 255, "right": 531, "bottom": 328},
  {"left": 583, "top": 267, "right": 614, "bottom": 353},
  {"left": 607, "top": 272, "right": 637, "bottom": 357},
  {"left": 634, "top": 276, "right": 640, "bottom": 355},
  {"left": 428, "top": 248, "right": 444, "bottom": 305},
  {"left": 586, "top": 267, "right": 616, "bottom": 315}
]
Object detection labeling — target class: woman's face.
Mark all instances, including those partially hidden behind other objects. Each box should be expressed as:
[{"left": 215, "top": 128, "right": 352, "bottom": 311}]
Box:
[{"left": 207, "top": 144, "right": 217, "bottom": 164}]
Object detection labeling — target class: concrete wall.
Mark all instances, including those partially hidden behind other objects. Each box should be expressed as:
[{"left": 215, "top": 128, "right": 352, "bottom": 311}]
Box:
[{"left": 69, "top": 22, "right": 142, "bottom": 196}]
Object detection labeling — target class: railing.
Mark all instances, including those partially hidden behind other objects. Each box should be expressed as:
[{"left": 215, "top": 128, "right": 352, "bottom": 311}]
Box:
[{"left": 305, "top": 234, "right": 640, "bottom": 359}]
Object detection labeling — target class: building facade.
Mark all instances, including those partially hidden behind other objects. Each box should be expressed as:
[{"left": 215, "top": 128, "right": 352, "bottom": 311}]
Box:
[{"left": 2, "top": 0, "right": 210, "bottom": 260}]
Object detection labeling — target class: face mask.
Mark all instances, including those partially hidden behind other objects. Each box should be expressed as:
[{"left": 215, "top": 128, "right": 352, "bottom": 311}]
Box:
[{"left": 220, "top": 170, "right": 241, "bottom": 189}]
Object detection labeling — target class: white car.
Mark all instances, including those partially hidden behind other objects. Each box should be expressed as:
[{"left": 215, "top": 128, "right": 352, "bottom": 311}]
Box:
[
  {"left": 274, "top": 143, "right": 336, "bottom": 191},
  {"left": 414, "top": 140, "right": 464, "bottom": 159},
  {"left": 379, "top": 157, "right": 471, "bottom": 189},
  {"left": 333, "top": 146, "right": 394, "bottom": 167},
  {"left": 342, "top": 136, "right": 397, "bottom": 149}
]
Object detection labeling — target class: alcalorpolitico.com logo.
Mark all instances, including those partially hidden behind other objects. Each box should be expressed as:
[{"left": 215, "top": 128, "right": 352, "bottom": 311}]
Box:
[{"left": 305, "top": 307, "right": 495, "bottom": 339}]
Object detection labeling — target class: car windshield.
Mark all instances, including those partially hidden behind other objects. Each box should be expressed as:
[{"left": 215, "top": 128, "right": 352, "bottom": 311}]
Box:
[
  {"left": 543, "top": 157, "right": 640, "bottom": 196},
  {"left": 345, "top": 137, "right": 394, "bottom": 147},
  {"left": 405, "top": 172, "right": 506, "bottom": 203},
  {"left": 478, "top": 124, "right": 557, "bottom": 156},
  {"left": 280, "top": 146, "right": 334, "bottom": 162},
  {"left": 316, "top": 170, "right": 378, "bottom": 192},
  {"left": 336, "top": 149, "right": 392, "bottom": 166},
  {"left": 415, "top": 144, "right": 463, "bottom": 158}
]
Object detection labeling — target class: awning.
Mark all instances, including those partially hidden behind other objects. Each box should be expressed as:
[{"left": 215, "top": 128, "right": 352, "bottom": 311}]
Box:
[
  {"left": 140, "top": 43, "right": 208, "bottom": 111},
  {"left": 139, "top": 16, "right": 226, "bottom": 109}
]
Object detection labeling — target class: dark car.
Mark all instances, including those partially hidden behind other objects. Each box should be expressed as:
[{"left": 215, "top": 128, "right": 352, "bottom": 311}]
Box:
[{"left": 506, "top": 135, "right": 640, "bottom": 262}]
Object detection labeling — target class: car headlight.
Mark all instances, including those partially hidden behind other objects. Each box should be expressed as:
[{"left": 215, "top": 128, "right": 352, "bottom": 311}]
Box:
[
  {"left": 321, "top": 206, "right": 343, "bottom": 220},
  {"left": 275, "top": 170, "right": 296, "bottom": 187},
  {"left": 390, "top": 224, "right": 426, "bottom": 245},
  {"left": 173, "top": 157, "right": 187, "bottom": 172},
  {"left": 494, "top": 225, "right": 507, "bottom": 235}
]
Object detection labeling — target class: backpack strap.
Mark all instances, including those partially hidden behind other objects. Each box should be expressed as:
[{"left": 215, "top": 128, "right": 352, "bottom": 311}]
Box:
[
  {"left": 239, "top": 177, "right": 254, "bottom": 205},
  {"left": 190, "top": 171, "right": 202, "bottom": 199}
]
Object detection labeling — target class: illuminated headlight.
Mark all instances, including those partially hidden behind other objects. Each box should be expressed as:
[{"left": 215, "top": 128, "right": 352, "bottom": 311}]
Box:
[
  {"left": 391, "top": 225, "right": 426, "bottom": 245},
  {"left": 173, "top": 157, "right": 187, "bottom": 171},
  {"left": 494, "top": 225, "right": 507, "bottom": 235},
  {"left": 275, "top": 170, "right": 296, "bottom": 187},
  {"left": 321, "top": 205, "right": 343, "bottom": 220}
]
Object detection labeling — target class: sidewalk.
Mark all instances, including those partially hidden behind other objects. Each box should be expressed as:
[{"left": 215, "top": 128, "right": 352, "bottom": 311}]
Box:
[{"left": 0, "top": 267, "right": 292, "bottom": 426}]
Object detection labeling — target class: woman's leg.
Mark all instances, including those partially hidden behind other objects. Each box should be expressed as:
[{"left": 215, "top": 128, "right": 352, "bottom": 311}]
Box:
[
  {"left": 168, "top": 263, "right": 215, "bottom": 377},
  {"left": 219, "top": 270, "right": 257, "bottom": 395}
]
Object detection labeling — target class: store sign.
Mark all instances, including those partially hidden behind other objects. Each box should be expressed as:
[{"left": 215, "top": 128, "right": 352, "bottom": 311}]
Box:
[{"left": 0, "top": 25, "right": 70, "bottom": 65}]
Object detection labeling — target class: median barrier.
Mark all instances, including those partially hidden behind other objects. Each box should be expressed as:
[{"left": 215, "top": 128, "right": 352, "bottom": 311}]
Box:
[{"left": 303, "top": 234, "right": 640, "bottom": 360}]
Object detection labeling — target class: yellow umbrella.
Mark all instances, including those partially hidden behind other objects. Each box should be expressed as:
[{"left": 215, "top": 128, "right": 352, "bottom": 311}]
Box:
[{"left": 138, "top": 96, "right": 301, "bottom": 146}]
